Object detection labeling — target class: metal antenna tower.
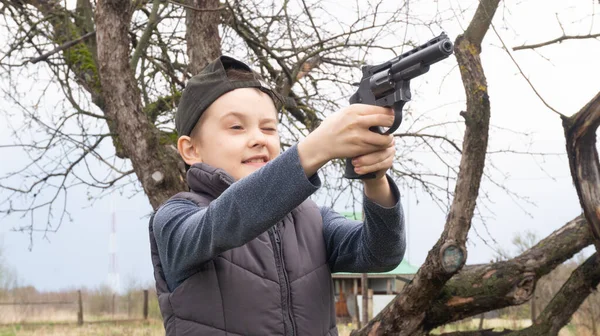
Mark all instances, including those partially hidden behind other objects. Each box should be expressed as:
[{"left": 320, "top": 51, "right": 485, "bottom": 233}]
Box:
[{"left": 107, "top": 196, "right": 121, "bottom": 294}]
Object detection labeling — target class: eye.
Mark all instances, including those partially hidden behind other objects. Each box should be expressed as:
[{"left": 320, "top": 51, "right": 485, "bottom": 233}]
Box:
[
  {"left": 262, "top": 127, "right": 277, "bottom": 132},
  {"left": 230, "top": 125, "right": 243, "bottom": 130}
]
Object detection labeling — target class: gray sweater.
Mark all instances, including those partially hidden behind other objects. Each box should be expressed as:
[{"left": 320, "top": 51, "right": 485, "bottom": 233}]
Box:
[{"left": 153, "top": 144, "right": 406, "bottom": 290}]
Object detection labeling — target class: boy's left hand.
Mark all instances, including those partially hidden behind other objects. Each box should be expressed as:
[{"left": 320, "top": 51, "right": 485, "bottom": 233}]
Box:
[{"left": 351, "top": 137, "right": 396, "bottom": 180}]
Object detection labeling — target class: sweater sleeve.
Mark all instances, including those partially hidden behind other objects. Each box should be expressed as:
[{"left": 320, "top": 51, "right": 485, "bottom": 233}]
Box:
[
  {"left": 321, "top": 175, "right": 406, "bottom": 273},
  {"left": 152, "top": 144, "right": 321, "bottom": 290}
]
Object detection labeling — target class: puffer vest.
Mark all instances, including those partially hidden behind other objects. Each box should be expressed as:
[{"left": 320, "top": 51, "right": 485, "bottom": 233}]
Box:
[{"left": 149, "top": 164, "right": 338, "bottom": 335}]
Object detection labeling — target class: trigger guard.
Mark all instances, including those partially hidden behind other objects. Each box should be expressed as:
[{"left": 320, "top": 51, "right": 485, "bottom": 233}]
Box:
[{"left": 383, "top": 101, "right": 405, "bottom": 134}]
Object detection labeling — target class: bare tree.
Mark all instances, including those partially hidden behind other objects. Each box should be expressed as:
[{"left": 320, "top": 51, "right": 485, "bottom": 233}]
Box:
[{"left": 0, "top": 0, "right": 599, "bottom": 335}]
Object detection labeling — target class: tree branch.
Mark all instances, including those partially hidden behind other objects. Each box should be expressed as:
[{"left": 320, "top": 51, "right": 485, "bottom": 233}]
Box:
[
  {"left": 131, "top": 0, "right": 161, "bottom": 71},
  {"left": 27, "top": 30, "right": 96, "bottom": 64},
  {"left": 167, "top": 0, "right": 225, "bottom": 12},
  {"left": 438, "top": 330, "right": 512, "bottom": 336},
  {"left": 396, "top": 133, "right": 462, "bottom": 154},
  {"left": 505, "top": 253, "right": 600, "bottom": 336},
  {"left": 144, "top": 92, "right": 182, "bottom": 123},
  {"left": 424, "top": 215, "right": 593, "bottom": 328},
  {"left": 513, "top": 33, "right": 600, "bottom": 51},
  {"left": 490, "top": 25, "right": 565, "bottom": 118},
  {"left": 562, "top": 91, "right": 600, "bottom": 252},
  {"left": 184, "top": 0, "right": 221, "bottom": 75}
]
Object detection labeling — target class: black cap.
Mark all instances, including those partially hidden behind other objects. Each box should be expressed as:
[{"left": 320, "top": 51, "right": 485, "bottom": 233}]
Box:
[{"left": 175, "top": 55, "right": 282, "bottom": 137}]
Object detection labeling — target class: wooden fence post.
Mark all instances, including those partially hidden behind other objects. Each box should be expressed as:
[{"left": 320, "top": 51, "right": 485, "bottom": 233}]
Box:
[
  {"left": 143, "top": 289, "right": 149, "bottom": 320},
  {"left": 77, "top": 290, "right": 84, "bottom": 326},
  {"left": 353, "top": 278, "right": 360, "bottom": 328},
  {"left": 367, "top": 289, "right": 373, "bottom": 320},
  {"left": 111, "top": 293, "right": 116, "bottom": 318},
  {"left": 361, "top": 273, "right": 368, "bottom": 325}
]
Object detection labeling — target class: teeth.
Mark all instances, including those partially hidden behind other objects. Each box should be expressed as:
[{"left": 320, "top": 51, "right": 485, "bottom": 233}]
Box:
[{"left": 246, "top": 158, "right": 265, "bottom": 163}]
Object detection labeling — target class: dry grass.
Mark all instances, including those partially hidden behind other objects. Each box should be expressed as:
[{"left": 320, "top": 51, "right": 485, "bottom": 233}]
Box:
[
  {"left": 0, "top": 306, "right": 77, "bottom": 324},
  {"left": 0, "top": 305, "right": 142, "bottom": 324},
  {"left": 0, "top": 319, "right": 588, "bottom": 335},
  {"left": 431, "top": 318, "right": 581, "bottom": 336},
  {"left": 340, "top": 319, "right": 583, "bottom": 335},
  {"left": 0, "top": 320, "right": 164, "bottom": 336}
]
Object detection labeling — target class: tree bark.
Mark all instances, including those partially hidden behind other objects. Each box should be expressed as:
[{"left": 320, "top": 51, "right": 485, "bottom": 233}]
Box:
[
  {"left": 350, "top": 1, "right": 500, "bottom": 335},
  {"left": 563, "top": 91, "right": 600, "bottom": 252},
  {"left": 424, "top": 215, "right": 592, "bottom": 328},
  {"left": 185, "top": 0, "right": 222, "bottom": 75},
  {"left": 439, "top": 330, "right": 513, "bottom": 336},
  {"left": 16, "top": 0, "right": 134, "bottom": 157},
  {"left": 504, "top": 253, "right": 600, "bottom": 336},
  {"left": 96, "top": 0, "right": 187, "bottom": 209}
]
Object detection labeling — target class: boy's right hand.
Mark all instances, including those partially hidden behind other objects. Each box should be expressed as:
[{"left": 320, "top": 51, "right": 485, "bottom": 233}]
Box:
[{"left": 297, "top": 104, "right": 395, "bottom": 177}]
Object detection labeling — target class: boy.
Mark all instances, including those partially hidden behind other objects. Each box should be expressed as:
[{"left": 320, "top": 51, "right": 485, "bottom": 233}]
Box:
[{"left": 149, "top": 55, "right": 405, "bottom": 336}]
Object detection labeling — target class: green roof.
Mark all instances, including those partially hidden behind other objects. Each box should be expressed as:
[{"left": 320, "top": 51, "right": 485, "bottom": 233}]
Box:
[
  {"left": 336, "top": 211, "right": 419, "bottom": 276},
  {"left": 340, "top": 211, "right": 362, "bottom": 220}
]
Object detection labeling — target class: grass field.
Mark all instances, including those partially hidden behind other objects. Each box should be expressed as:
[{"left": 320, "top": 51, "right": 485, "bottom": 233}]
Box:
[
  {"left": 0, "top": 319, "right": 584, "bottom": 336},
  {"left": 1, "top": 321, "right": 354, "bottom": 336},
  {"left": 0, "top": 320, "right": 164, "bottom": 336}
]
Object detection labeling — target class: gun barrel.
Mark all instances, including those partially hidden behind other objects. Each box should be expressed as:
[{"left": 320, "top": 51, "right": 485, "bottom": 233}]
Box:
[
  {"left": 365, "top": 34, "right": 453, "bottom": 97},
  {"left": 390, "top": 38, "right": 453, "bottom": 78}
]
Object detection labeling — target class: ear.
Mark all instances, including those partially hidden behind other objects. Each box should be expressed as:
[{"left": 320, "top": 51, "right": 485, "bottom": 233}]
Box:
[{"left": 177, "top": 135, "right": 203, "bottom": 166}]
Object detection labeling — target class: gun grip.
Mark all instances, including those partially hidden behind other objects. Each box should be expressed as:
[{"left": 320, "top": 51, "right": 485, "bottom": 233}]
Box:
[{"left": 344, "top": 158, "right": 377, "bottom": 179}]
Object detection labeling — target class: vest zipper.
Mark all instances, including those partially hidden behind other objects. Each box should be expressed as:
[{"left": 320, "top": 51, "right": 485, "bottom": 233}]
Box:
[{"left": 270, "top": 226, "right": 297, "bottom": 336}]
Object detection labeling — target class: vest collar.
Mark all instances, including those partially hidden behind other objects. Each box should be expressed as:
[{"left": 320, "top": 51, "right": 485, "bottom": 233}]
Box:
[{"left": 186, "top": 163, "right": 235, "bottom": 199}]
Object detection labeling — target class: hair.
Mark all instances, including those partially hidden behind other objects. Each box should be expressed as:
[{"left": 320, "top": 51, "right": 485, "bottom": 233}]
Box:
[{"left": 226, "top": 67, "right": 260, "bottom": 81}]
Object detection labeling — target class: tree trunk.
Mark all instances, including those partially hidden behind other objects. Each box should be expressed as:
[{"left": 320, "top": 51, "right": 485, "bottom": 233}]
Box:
[
  {"left": 185, "top": 0, "right": 222, "bottom": 75},
  {"left": 563, "top": 91, "right": 600, "bottom": 252},
  {"left": 96, "top": 0, "right": 187, "bottom": 208}
]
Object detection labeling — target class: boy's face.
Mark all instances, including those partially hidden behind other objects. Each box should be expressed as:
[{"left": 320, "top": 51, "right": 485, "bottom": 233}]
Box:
[{"left": 179, "top": 88, "right": 281, "bottom": 181}]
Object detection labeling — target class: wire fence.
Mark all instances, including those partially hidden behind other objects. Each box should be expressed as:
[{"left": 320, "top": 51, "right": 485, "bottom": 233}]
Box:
[{"left": 0, "top": 289, "right": 153, "bottom": 326}]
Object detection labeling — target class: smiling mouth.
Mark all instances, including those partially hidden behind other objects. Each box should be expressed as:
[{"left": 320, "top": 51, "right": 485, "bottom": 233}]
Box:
[
  {"left": 243, "top": 158, "right": 267, "bottom": 164},
  {"left": 242, "top": 156, "right": 269, "bottom": 165}
]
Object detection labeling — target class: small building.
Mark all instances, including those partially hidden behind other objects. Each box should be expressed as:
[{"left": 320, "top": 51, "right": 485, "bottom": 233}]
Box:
[
  {"left": 332, "top": 212, "right": 418, "bottom": 322},
  {"left": 332, "top": 260, "right": 418, "bottom": 295}
]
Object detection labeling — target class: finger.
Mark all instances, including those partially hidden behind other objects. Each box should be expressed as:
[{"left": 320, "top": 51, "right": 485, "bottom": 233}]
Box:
[
  {"left": 361, "top": 132, "right": 394, "bottom": 148},
  {"left": 350, "top": 104, "right": 394, "bottom": 116},
  {"left": 354, "top": 154, "right": 394, "bottom": 175},
  {"left": 352, "top": 148, "right": 393, "bottom": 167},
  {"left": 358, "top": 113, "right": 395, "bottom": 129}
]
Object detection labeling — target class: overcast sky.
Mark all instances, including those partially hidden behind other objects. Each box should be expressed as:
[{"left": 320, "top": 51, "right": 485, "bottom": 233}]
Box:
[{"left": 1, "top": 0, "right": 599, "bottom": 292}]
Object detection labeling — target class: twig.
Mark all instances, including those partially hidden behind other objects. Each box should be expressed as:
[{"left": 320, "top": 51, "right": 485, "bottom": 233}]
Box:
[
  {"left": 513, "top": 33, "right": 600, "bottom": 51},
  {"left": 490, "top": 23, "right": 566, "bottom": 118},
  {"left": 167, "top": 0, "right": 225, "bottom": 12},
  {"left": 27, "top": 31, "right": 96, "bottom": 64},
  {"left": 131, "top": 0, "right": 161, "bottom": 71}
]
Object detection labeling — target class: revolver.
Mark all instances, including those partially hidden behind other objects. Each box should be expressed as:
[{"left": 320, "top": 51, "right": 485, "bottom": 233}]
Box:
[{"left": 345, "top": 33, "right": 454, "bottom": 179}]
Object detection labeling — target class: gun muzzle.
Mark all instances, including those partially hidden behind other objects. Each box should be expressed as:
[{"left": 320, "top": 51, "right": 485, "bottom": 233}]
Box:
[{"left": 390, "top": 38, "right": 453, "bottom": 80}]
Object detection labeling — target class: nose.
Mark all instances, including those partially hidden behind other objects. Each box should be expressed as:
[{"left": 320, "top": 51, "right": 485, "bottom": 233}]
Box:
[{"left": 248, "top": 127, "right": 267, "bottom": 148}]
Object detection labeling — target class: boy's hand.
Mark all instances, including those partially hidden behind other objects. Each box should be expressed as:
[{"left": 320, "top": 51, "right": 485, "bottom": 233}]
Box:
[
  {"left": 298, "top": 104, "right": 395, "bottom": 177},
  {"left": 351, "top": 138, "right": 395, "bottom": 179},
  {"left": 356, "top": 138, "right": 397, "bottom": 208}
]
